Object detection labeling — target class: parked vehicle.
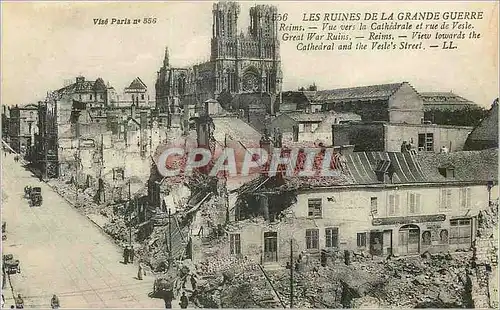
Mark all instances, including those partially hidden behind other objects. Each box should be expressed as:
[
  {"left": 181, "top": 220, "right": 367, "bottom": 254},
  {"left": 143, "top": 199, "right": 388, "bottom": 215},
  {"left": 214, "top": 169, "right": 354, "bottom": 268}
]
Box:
[
  {"left": 3, "top": 254, "right": 21, "bottom": 275},
  {"left": 30, "top": 187, "right": 42, "bottom": 207}
]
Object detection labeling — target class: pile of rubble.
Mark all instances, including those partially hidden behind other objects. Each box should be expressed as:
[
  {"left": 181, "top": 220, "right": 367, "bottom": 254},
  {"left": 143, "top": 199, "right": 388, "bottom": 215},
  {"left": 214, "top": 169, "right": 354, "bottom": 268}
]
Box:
[
  {"left": 478, "top": 199, "right": 499, "bottom": 237},
  {"left": 137, "top": 226, "right": 169, "bottom": 272},
  {"left": 102, "top": 216, "right": 129, "bottom": 242},
  {"left": 192, "top": 251, "right": 475, "bottom": 309},
  {"left": 377, "top": 253, "right": 473, "bottom": 308},
  {"left": 47, "top": 179, "right": 101, "bottom": 215}
]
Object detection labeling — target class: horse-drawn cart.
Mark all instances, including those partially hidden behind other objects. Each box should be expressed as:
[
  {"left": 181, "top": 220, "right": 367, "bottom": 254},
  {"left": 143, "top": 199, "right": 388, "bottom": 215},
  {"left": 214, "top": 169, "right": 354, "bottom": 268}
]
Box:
[
  {"left": 3, "top": 254, "right": 21, "bottom": 275},
  {"left": 29, "top": 187, "right": 43, "bottom": 207}
]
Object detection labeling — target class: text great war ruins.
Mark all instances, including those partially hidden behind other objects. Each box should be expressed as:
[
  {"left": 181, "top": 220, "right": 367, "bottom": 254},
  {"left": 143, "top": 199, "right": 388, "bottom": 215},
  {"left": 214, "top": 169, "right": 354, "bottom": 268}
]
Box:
[{"left": 1, "top": 1, "right": 498, "bottom": 309}]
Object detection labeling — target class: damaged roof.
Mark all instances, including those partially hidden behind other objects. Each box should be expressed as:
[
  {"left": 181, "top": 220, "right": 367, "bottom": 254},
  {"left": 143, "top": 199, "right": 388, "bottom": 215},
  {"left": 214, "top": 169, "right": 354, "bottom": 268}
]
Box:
[
  {"left": 285, "top": 112, "right": 326, "bottom": 123},
  {"left": 212, "top": 117, "right": 262, "bottom": 147},
  {"left": 55, "top": 77, "right": 108, "bottom": 95},
  {"left": 234, "top": 149, "right": 498, "bottom": 193},
  {"left": 415, "top": 149, "right": 498, "bottom": 183},
  {"left": 420, "top": 92, "right": 474, "bottom": 105},
  {"left": 312, "top": 82, "right": 407, "bottom": 103},
  {"left": 465, "top": 100, "right": 498, "bottom": 148}
]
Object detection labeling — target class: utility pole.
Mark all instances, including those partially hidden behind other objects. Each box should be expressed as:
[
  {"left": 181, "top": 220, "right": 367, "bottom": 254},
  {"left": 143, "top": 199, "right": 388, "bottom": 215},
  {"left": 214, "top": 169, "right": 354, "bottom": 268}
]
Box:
[
  {"left": 290, "top": 238, "right": 294, "bottom": 309},
  {"left": 43, "top": 103, "right": 49, "bottom": 180},
  {"left": 168, "top": 208, "right": 172, "bottom": 263},
  {"left": 74, "top": 110, "right": 81, "bottom": 207},
  {"left": 128, "top": 180, "right": 132, "bottom": 246}
]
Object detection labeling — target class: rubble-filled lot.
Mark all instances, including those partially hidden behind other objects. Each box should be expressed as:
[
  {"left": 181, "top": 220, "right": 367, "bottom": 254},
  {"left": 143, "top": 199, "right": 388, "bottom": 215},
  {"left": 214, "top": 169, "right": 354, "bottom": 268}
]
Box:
[{"left": 189, "top": 252, "right": 474, "bottom": 309}]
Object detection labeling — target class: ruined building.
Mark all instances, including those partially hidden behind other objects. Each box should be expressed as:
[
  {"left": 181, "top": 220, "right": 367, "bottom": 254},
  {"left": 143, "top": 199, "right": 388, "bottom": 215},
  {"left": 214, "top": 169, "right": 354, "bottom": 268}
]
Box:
[{"left": 155, "top": 1, "right": 283, "bottom": 127}]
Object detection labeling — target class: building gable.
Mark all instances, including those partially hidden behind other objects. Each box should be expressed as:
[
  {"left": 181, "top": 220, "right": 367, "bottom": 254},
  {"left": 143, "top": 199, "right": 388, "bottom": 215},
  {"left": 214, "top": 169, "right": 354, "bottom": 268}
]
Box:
[
  {"left": 127, "top": 77, "right": 148, "bottom": 90},
  {"left": 464, "top": 99, "right": 498, "bottom": 150}
]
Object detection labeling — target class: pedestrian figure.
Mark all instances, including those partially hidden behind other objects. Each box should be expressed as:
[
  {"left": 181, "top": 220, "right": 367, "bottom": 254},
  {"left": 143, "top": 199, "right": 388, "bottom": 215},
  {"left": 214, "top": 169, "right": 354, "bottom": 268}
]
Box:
[
  {"left": 123, "top": 246, "right": 129, "bottom": 264},
  {"left": 137, "top": 262, "right": 144, "bottom": 280},
  {"left": 50, "top": 295, "right": 60, "bottom": 309},
  {"left": 163, "top": 290, "right": 174, "bottom": 309},
  {"left": 129, "top": 246, "right": 135, "bottom": 263},
  {"left": 15, "top": 294, "right": 24, "bottom": 309},
  {"left": 320, "top": 250, "right": 327, "bottom": 267},
  {"left": 180, "top": 292, "right": 188, "bottom": 309},
  {"left": 2, "top": 294, "right": 5, "bottom": 309}
]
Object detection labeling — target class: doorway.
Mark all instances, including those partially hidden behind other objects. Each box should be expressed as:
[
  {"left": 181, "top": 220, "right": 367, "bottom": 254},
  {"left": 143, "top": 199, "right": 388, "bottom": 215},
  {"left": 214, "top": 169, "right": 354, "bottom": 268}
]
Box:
[
  {"left": 383, "top": 230, "right": 393, "bottom": 256},
  {"left": 398, "top": 224, "right": 420, "bottom": 255},
  {"left": 263, "top": 232, "right": 278, "bottom": 262},
  {"left": 370, "top": 231, "right": 384, "bottom": 256}
]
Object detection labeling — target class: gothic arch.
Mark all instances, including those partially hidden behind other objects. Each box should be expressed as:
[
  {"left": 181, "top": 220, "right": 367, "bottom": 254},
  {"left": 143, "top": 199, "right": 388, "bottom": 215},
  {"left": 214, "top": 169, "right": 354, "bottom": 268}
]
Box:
[{"left": 177, "top": 74, "right": 186, "bottom": 95}]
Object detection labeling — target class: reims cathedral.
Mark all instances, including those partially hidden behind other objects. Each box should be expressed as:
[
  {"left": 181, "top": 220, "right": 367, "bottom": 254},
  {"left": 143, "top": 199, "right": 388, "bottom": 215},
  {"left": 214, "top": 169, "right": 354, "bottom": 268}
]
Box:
[{"left": 155, "top": 1, "right": 283, "bottom": 116}]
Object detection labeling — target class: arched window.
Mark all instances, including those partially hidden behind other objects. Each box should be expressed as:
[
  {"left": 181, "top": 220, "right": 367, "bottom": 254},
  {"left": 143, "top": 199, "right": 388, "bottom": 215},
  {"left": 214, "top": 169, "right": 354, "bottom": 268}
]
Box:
[
  {"left": 177, "top": 75, "right": 186, "bottom": 95},
  {"left": 422, "top": 231, "right": 431, "bottom": 245},
  {"left": 440, "top": 229, "right": 449, "bottom": 244}
]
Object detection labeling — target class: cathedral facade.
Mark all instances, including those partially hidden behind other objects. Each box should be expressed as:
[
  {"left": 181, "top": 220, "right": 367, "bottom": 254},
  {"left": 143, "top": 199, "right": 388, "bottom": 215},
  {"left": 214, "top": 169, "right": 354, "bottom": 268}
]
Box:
[{"left": 155, "top": 1, "right": 282, "bottom": 120}]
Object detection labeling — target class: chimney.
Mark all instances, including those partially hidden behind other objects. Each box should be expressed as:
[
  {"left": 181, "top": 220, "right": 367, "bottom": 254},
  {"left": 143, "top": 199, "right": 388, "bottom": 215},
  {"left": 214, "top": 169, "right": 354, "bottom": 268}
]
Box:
[
  {"left": 270, "top": 95, "right": 275, "bottom": 115},
  {"left": 196, "top": 118, "right": 209, "bottom": 149},
  {"left": 131, "top": 103, "right": 136, "bottom": 119},
  {"left": 260, "top": 129, "right": 273, "bottom": 155},
  {"left": 273, "top": 128, "right": 283, "bottom": 148},
  {"left": 76, "top": 76, "right": 85, "bottom": 84},
  {"left": 292, "top": 125, "right": 299, "bottom": 142},
  {"left": 140, "top": 111, "right": 148, "bottom": 130},
  {"left": 204, "top": 100, "right": 209, "bottom": 116}
]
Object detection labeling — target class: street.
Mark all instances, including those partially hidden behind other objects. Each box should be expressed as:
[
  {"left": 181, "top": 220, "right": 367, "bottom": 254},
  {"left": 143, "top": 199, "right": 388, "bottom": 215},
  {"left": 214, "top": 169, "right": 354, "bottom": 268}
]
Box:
[{"left": 1, "top": 152, "right": 165, "bottom": 308}]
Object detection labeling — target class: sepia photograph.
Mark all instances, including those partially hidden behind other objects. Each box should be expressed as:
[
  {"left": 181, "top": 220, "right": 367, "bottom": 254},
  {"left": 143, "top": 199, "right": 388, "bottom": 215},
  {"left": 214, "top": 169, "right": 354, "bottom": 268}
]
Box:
[{"left": 1, "top": 0, "right": 499, "bottom": 308}]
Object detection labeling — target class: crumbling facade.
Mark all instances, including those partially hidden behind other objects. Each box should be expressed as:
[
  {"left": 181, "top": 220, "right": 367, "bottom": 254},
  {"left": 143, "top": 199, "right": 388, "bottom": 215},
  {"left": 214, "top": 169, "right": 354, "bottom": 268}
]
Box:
[{"left": 176, "top": 149, "right": 498, "bottom": 267}]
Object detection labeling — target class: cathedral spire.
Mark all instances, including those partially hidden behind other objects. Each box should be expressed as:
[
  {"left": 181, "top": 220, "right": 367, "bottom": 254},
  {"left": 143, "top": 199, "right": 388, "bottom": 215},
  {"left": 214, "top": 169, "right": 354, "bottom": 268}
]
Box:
[{"left": 163, "top": 46, "right": 170, "bottom": 68}]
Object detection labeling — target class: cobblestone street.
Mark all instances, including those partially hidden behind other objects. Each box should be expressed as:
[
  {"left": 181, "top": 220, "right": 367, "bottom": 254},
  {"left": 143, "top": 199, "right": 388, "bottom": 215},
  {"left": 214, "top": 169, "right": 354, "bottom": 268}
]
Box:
[{"left": 1, "top": 153, "right": 165, "bottom": 308}]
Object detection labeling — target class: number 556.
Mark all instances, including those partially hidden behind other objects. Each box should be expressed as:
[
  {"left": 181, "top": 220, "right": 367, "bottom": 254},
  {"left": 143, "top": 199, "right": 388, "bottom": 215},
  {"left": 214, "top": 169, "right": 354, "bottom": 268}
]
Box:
[
  {"left": 143, "top": 18, "right": 157, "bottom": 24},
  {"left": 272, "top": 13, "right": 288, "bottom": 21}
]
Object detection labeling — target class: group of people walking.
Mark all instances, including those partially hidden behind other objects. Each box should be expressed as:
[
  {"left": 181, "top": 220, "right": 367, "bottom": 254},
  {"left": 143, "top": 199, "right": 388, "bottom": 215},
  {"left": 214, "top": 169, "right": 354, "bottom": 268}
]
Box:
[
  {"left": 162, "top": 291, "right": 189, "bottom": 309},
  {"left": 123, "top": 245, "right": 147, "bottom": 281},
  {"left": 123, "top": 245, "right": 135, "bottom": 264},
  {"left": 1, "top": 293, "right": 59, "bottom": 309}
]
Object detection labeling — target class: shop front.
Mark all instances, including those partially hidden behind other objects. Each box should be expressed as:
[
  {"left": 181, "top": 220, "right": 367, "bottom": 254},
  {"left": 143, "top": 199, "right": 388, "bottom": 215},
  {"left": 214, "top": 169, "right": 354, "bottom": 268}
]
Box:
[{"left": 372, "top": 214, "right": 448, "bottom": 256}]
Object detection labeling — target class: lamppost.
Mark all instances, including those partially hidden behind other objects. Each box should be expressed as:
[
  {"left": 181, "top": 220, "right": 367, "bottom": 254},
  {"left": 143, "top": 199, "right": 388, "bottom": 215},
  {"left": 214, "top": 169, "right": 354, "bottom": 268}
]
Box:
[
  {"left": 285, "top": 233, "right": 300, "bottom": 309},
  {"left": 73, "top": 110, "right": 82, "bottom": 207}
]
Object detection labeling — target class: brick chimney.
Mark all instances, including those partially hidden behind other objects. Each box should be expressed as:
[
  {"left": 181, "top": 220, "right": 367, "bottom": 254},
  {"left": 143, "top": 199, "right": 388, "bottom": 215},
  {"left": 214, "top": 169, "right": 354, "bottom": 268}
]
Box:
[
  {"left": 140, "top": 111, "right": 148, "bottom": 129},
  {"left": 260, "top": 129, "right": 273, "bottom": 158},
  {"left": 196, "top": 116, "right": 212, "bottom": 149},
  {"left": 140, "top": 111, "right": 148, "bottom": 157},
  {"left": 131, "top": 103, "right": 136, "bottom": 119}
]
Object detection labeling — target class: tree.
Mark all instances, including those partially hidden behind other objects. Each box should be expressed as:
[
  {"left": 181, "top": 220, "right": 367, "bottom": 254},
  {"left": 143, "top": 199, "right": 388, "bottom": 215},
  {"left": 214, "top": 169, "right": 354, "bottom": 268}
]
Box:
[
  {"left": 424, "top": 106, "right": 488, "bottom": 126},
  {"left": 298, "top": 83, "right": 317, "bottom": 91},
  {"left": 217, "top": 90, "right": 233, "bottom": 111}
]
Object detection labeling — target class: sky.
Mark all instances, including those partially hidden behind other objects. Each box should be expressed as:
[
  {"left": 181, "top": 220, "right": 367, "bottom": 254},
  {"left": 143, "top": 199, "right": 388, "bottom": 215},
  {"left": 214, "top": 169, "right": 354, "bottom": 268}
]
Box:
[{"left": 1, "top": 1, "right": 498, "bottom": 108}]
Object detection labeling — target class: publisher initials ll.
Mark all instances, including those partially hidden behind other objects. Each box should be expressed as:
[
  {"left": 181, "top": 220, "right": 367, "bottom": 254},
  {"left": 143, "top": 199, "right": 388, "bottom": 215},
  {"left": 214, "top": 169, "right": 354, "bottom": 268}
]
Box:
[{"left": 442, "top": 41, "right": 457, "bottom": 50}]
